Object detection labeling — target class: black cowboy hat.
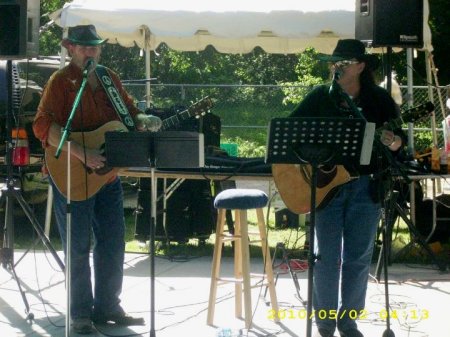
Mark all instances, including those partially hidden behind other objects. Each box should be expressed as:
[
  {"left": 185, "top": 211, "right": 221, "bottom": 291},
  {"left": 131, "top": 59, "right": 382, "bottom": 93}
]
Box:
[
  {"left": 62, "top": 25, "right": 106, "bottom": 48},
  {"left": 318, "top": 39, "right": 380, "bottom": 69}
]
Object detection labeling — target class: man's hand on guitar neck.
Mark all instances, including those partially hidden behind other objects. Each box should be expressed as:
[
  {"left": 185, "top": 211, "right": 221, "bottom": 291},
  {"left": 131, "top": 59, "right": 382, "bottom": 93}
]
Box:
[
  {"left": 380, "top": 127, "right": 402, "bottom": 151},
  {"left": 135, "top": 113, "right": 162, "bottom": 132}
]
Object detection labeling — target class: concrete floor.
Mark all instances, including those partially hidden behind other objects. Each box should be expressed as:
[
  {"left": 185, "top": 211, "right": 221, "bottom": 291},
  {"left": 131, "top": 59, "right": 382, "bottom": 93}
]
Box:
[{"left": 0, "top": 249, "right": 449, "bottom": 337}]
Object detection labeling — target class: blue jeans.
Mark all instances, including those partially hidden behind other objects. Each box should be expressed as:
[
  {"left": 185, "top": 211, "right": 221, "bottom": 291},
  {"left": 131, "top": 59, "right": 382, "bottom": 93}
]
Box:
[
  {"left": 313, "top": 175, "right": 380, "bottom": 332},
  {"left": 51, "top": 177, "right": 125, "bottom": 319}
]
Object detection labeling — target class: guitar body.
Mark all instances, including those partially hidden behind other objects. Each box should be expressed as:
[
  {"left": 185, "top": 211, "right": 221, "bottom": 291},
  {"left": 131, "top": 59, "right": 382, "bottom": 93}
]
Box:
[
  {"left": 45, "top": 97, "right": 213, "bottom": 201},
  {"left": 272, "top": 164, "right": 353, "bottom": 214},
  {"left": 45, "top": 120, "right": 128, "bottom": 201}
]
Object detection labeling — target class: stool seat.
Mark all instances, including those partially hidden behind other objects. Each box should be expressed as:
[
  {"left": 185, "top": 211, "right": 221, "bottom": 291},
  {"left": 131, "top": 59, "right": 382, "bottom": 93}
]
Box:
[
  {"left": 214, "top": 188, "right": 268, "bottom": 210},
  {"left": 207, "top": 188, "right": 278, "bottom": 329}
]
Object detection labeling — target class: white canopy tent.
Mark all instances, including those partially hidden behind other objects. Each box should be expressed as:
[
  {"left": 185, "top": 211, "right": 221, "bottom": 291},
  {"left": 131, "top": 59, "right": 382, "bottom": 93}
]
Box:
[
  {"left": 50, "top": 0, "right": 361, "bottom": 104},
  {"left": 52, "top": 0, "right": 359, "bottom": 54}
]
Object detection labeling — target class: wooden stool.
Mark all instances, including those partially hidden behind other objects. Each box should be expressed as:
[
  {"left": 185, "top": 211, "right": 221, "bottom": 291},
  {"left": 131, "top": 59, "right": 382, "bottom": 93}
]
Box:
[{"left": 207, "top": 189, "right": 279, "bottom": 328}]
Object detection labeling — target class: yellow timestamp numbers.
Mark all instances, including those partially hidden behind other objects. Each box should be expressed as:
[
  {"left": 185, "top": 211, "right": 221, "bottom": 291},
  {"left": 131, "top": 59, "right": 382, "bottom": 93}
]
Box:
[
  {"left": 267, "top": 309, "right": 430, "bottom": 321},
  {"left": 378, "top": 309, "right": 429, "bottom": 320},
  {"left": 267, "top": 309, "right": 369, "bottom": 320}
]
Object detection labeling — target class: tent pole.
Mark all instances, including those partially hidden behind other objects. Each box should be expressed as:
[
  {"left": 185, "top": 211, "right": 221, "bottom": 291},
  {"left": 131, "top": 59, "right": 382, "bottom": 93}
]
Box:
[
  {"left": 425, "top": 51, "right": 438, "bottom": 146},
  {"left": 144, "top": 30, "right": 152, "bottom": 107},
  {"left": 406, "top": 48, "right": 415, "bottom": 154}
]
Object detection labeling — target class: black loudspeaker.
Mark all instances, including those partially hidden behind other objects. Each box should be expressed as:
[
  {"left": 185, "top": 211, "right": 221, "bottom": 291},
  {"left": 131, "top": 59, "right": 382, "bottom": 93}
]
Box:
[
  {"left": 355, "top": 0, "right": 423, "bottom": 48},
  {"left": 0, "top": 0, "right": 40, "bottom": 59},
  {"left": 134, "top": 179, "right": 215, "bottom": 243}
]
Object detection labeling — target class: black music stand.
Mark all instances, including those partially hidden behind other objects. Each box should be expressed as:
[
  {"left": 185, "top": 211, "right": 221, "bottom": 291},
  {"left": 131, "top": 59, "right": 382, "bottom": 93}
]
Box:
[
  {"left": 105, "top": 130, "right": 204, "bottom": 337},
  {"left": 266, "top": 117, "right": 371, "bottom": 337}
]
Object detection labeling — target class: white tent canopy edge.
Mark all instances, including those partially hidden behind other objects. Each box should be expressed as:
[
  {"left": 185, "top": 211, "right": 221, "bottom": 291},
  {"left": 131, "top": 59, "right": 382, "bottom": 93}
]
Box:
[
  {"left": 51, "top": 0, "right": 434, "bottom": 115},
  {"left": 52, "top": 0, "right": 359, "bottom": 54}
]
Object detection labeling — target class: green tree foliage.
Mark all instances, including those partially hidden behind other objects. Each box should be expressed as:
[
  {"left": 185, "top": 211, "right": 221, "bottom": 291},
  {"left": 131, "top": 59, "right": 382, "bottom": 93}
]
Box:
[
  {"left": 428, "top": 0, "right": 450, "bottom": 84},
  {"left": 39, "top": 0, "right": 65, "bottom": 55},
  {"left": 280, "top": 48, "right": 329, "bottom": 105}
]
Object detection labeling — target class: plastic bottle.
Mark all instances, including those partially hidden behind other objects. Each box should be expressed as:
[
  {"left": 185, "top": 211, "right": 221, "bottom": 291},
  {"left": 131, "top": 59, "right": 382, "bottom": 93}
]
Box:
[
  {"left": 440, "top": 149, "right": 448, "bottom": 174},
  {"left": 216, "top": 327, "right": 239, "bottom": 337},
  {"left": 11, "top": 127, "right": 30, "bottom": 166}
]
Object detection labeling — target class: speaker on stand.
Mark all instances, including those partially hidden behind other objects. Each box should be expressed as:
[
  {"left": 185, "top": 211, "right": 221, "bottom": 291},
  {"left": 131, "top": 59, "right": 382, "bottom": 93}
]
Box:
[
  {"left": 1, "top": 2, "right": 65, "bottom": 321},
  {"left": 355, "top": 0, "right": 423, "bottom": 49},
  {"left": 0, "top": 0, "right": 40, "bottom": 59},
  {"left": 355, "top": 3, "right": 425, "bottom": 337}
]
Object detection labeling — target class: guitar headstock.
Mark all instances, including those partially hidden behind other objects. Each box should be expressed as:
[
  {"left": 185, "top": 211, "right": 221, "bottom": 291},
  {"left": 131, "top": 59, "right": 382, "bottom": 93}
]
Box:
[
  {"left": 188, "top": 96, "right": 213, "bottom": 119},
  {"left": 401, "top": 101, "right": 434, "bottom": 124}
]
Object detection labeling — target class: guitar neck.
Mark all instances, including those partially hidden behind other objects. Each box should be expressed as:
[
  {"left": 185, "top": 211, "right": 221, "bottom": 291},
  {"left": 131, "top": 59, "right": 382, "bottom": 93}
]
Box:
[
  {"left": 161, "top": 109, "right": 196, "bottom": 131},
  {"left": 377, "top": 101, "right": 434, "bottom": 135}
]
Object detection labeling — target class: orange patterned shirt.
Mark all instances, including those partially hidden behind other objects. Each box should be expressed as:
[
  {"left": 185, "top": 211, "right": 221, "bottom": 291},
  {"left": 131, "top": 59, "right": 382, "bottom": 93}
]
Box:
[{"left": 33, "top": 62, "right": 141, "bottom": 145}]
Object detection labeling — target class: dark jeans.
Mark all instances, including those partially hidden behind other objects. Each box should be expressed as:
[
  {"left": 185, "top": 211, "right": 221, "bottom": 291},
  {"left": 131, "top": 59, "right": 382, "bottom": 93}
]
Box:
[
  {"left": 313, "top": 175, "right": 381, "bottom": 332},
  {"left": 51, "top": 177, "right": 125, "bottom": 319}
]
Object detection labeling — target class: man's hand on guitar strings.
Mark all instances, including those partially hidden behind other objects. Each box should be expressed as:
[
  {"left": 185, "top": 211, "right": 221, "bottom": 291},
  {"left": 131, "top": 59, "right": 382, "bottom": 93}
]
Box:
[{"left": 74, "top": 147, "right": 106, "bottom": 171}]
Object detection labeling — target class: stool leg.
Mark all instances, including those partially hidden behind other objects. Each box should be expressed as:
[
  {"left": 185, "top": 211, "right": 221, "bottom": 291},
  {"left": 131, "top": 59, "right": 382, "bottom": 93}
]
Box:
[
  {"left": 234, "top": 210, "right": 243, "bottom": 319},
  {"left": 207, "top": 208, "right": 226, "bottom": 326},
  {"left": 256, "top": 208, "right": 279, "bottom": 322},
  {"left": 239, "top": 210, "right": 253, "bottom": 329}
]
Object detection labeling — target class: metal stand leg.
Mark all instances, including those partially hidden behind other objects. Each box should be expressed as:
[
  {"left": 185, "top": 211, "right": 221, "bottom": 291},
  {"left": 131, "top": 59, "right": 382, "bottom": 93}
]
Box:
[
  {"left": 377, "top": 190, "right": 397, "bottom": 337},
  {"left": 265, "top": 242, "right": 307, "bottom": 305},
  {"left": 0, "top": 184, "right": 65, "bottom": 321}
]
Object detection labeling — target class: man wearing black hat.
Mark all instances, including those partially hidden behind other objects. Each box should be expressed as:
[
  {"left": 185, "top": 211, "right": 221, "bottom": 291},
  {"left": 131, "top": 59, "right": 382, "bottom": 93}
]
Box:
[
  {"left": 33, "top": 25, "right": 161, "bottom": 334},
  {"left": 289, "top": 39, "right": 404, "bottom": 337}
]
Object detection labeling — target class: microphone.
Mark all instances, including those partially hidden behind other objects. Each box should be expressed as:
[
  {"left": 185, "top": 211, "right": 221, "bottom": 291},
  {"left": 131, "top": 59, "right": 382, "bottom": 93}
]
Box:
[
  {"left": 82, "top": 58, "right": 95, "bottom": 77},
  {"left": 329, "top": 68, "right": 342, "bottom": 99},
  {"left": 333, "top": 68, "right": 342, "bottom": 81}
]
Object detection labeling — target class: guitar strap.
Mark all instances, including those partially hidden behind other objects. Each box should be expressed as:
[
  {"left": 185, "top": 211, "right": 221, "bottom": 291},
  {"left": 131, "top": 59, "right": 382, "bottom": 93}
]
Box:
[{"left": 95, "top": 65, "right": 136, "bottom": 131}]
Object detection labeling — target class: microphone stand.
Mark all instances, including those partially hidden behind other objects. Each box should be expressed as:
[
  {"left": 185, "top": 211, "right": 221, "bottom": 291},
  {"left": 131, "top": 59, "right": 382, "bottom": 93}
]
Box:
[
  {"left": 54, "top": 62, "right": 91, "bottom": 337},
  {"left": 55, "top": 60, "right": 93, "bottom": 158},
  {"left": 329, "top": 70, "right": 367, "bottom": 121}
]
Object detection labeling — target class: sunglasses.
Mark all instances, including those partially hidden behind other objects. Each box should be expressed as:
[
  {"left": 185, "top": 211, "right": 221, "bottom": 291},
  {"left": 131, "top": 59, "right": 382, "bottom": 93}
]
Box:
[{"left": 332, "top": 60, "right": 360, "bottom": 68}]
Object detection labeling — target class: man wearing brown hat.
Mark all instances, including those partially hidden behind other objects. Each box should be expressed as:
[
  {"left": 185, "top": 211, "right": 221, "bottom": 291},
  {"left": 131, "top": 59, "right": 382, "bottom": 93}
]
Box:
[
  {"left": 33, "top": 25, "right": 161, "bottom": 334},
  {"left": 288, "top": 39, "right": 404, "bottom": 337}
]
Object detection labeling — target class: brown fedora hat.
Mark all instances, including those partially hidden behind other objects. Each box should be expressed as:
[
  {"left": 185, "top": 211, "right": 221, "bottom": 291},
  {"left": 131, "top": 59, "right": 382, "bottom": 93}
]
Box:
[
  {"left": 62, "top": 25, "right": 106, "bottom": 48},
  {"left": 318, "top": 39, "right": 380, "bottom": 70}
]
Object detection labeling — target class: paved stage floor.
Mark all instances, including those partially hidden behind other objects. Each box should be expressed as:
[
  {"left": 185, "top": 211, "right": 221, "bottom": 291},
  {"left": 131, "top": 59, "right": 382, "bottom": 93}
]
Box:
[{"left": 0, "top": 249, "right": 449, "bottom": 337}]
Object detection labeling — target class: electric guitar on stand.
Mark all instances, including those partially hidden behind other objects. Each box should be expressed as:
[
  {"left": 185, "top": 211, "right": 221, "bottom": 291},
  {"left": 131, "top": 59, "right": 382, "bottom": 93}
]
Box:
[
  {"left": 272, "top": 101, "right": 434, "bottom": 214},
  {"left": 46, "top": 97, "right": 213, "bottom": 201}
]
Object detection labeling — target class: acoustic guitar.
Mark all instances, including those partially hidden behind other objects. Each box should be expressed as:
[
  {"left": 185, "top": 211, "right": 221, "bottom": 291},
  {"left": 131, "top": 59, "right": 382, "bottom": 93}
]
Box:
[
  {"left": 46, "top": 97, "right": 213, "bottom": 201},
  {"left": 272, "top": 101, "right": 435, "bottom": 214}
]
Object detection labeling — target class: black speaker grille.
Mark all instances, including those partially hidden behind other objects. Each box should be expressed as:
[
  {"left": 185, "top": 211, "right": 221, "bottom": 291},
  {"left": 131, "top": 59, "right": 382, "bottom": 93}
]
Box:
[
  {"left": 0, "top": 60, "right": 22, "bottom": 115},
  {"left": 355, "top": 0, "right": 423, "bottom": 48}
]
